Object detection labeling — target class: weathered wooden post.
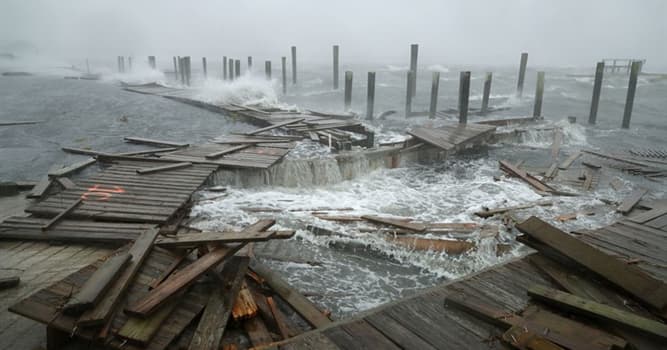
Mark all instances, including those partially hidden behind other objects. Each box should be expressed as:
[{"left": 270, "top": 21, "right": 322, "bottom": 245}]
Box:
[
  {"left": 344, "top": 71, "right": 353, "bottom": 111},
  {"left": 247, "top": 56, "right": 252, "bottom": 72},
  {"left": 622, "top": 61, "right": 641, "bottom": 129},
  {"left": 291, "top": 46, "right": 297, "bottom": 85},
  {"left": 223, "top": 56, "right": 227, "bottom": 80},
  {"left": 119, "top": 56, "right": 126, "bottom": 73},
  {"left": 148, "top": 56, "right": 156, "bottom": 69},
  {"left": 229, "top": 59, "right": 234, "bottom": 81},
  {"left": 281, "top": 56, "right": 287, "bottom": 94},
  {"left": 117, "top": 56, "right": 121, "bottom": 73},
  {"left": 128, "top": 57, "right": 133, "bottom": 72},
  {"left": 366, "top": 72, "right": 376, "bottom": 120},
  {"left": 333, "top": 45, "right": 339, "bottom": 90},
  {"left": 516, "top": 52, "right": 528, "bottom": 97},
  {"left": 172, "top": 57, "right": 178, "bottom": 79},
  {"left": 202, "top": 57, "right": 207, "bottom": 78},
  {"left": 481, "top": 72, "right": 493, "bottom": 114},
  {"left": 405, "top": 71, "right": 413, "bottom": 118},
  {"left": 428, "top": 72, "right": 440, "bottom": 119},
  {"left": 588, "top": 62, "right": 605, "bottom": 125},
  {"left": 178, "top": 57, "right": 184, "bottom": 84},
  {"left": 265, "top": 61, "right": 272, "bottom": 80},
  {"left": 185, "top": 56, "right": 191, "bottom": 86},
  {"left": 235, "top": 60, "right": 241, "bottom": 79},
  {"left": 409, "top": 44, "right": 418, "bottom": 97},
  {"left": 458, "top": 71, "right": 471, "bottom": 124},
  {"left": 533, "top": 71, "right": 545, "bottom": 117}
]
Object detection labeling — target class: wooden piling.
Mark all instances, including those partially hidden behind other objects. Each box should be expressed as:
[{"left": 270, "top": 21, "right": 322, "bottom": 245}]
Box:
[
  {"left": 128, "top": 57, "right": 132, "bottom": 72},
  {"left": 235, "top": 60, "right": 241, "bottom": 79},
  {"left": 223, "top": 56, "right": 227, "bottom": 80},
  {"left": 119, "top": 56, "right": 125, "bottom": 73},
  {"left": 281, "top": 57, "right": 287, "bottom": 94},
  {"left": 458, "top": 71, "right": 471, "bottom": 124},
  {"left": 291, "top": 46, "right": 297, "bottom": 85},
  {"left": 366, "top": 72, "right": 376, "bottom": 120},
  {"left": 229, "top": 58, "right": 234, "bottom": 81},
  {"left": 429, "top": 72, "right": 440, "bottom": 119},
  {"left": 248, "top": 56, "right": 252, "bottom": 72},
  {"left": 481, "top": 72, "right": 492, "bottom": 114},
  {"left": 179, "top": 57, "right": 185, "bottom": 84},
  {"left": 117, "top": 56, "right": 122, "bottom": 73},
  {"left": 333, "top": 45, "right": 339, "bottom": 90},
  {"left": 533, "top": 71, "right": 545, "bottom": 117},
  {"left": 588, "top": 62, "right": 605, "bottom": 125},
  {"left": 265, "top": 61, "right": 272, "bottom": 80},
  {"left": 148, "top": 56, "right": 156, "bottom": 69},
  {"left": 202, "top": 57, "right": 207, "bottom": 78},
  {"left": 173, "top": 57, "right": 178, "bottom": 79},
  {"left": 409, "top": 44, "right": 418, "bottom": 97},
  {"left": 405, "top": 71, "right": 413, "bottom": 118},
  {"left": 185, "top": 56, "right": 191, "bottom": 86},
  {"left": 344, "top": 71, "right": 353, "bottom": 111},
  {"left": 517, "top": 52, "right": 528, "bottom": 97},
  {"left": 622, "top": 61, "right": 641, "bottom": 129}
]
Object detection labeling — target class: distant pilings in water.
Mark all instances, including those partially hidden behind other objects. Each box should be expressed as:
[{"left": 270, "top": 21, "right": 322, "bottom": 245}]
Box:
[
  {"left": 202, "top": 57, "right": 207, "bottom": 78},
  {"left": 409, "top": 44, "right": 418, "bottom": 97},
  {"left": 516, "top": 52, "right": 528, "bottom": 97},
  {"left": 428, "top": 72, "right": 440, "bottom": 119},
  {"left": 602, "top": 58, "right": 645, "bottom": 74},
  {"left": 117, "top": 56, "right": 125, "bottom": 73},
  {"left": 344, "top": 71, "right": 353, "bottom": 111},
  {"left": 291, "top": 46, "right": 297, "bottom": 85},
  {"left": 265, "top": 61, "right": 272, "bottom": 80},
  {"left": 622, "top": 60, "right": 642, "bottom": 129},
  {"left": 235, "top": 60, "right": 241, "bottom": 79},
  {"left": 481, "top": 72, "right": 492, "bottom": 115},
  {"left": 148, "top": 56, "right": 156, "bottom": 69},
  {"left": 404, "top": 71, "right": 413, "bottom": 118},
  {"left": 588, "top": 62, "right": 604, "bottom": 125},
  {"left": 223, "top": 56, "right": 228, "bottom": 80},
  {"left": 333, "top": 45, "right": 340, "bottom": 90},
  {"left": 172, "top": 57, "right": 178, "bottom": 78},
  {"left": 128, "top": 57, "right": 133, "bottom": 72},
  {"left": 229, "top": 58, "right": 235, "bottom": 81},
  {"left": 366, "top": 72, "right": 376, "bottom": 120},
  {"left": 458, "top": 71, "right": 471, "bottom": 124},
  {"left": 247, "top": 56, "right": 253, "bottom": 72},
  {"left": 533, "top": 71, "right": 545, "bottom": 117},
  {"left": 281, "top": 56, "right": 287, "bottom": 94}
]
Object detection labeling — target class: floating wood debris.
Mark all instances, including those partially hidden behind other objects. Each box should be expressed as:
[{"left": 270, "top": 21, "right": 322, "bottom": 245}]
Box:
[
  {"left": 617, "top": 188, "right": 648, "bottom": 214},
  {"left": 361, "top": 215, "right": 426, "bottom": 232},
  {"left": 558, "top": 151, "right": 581, "bottom": 170},
  {"left": 499, "top": 160, "right": 555, "bottom": 193},
  {"left": 387, "top": 236, "right": 475, "bottom": 254},
  {"left": 475, "top": 200, "right": 552, "bottom": 218},
  {"left": 124, "top": 136, "right": 189, "bottom": 148}
]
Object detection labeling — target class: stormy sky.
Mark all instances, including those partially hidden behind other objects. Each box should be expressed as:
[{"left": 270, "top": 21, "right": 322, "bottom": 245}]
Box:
[{"left": 1, "top": 0, "right": 665, "bottom": 69}]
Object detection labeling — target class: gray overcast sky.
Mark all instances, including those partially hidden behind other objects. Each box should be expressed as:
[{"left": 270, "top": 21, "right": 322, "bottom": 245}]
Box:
[{"left": 1, "top": 0, "right": 665, "bottom": 68}]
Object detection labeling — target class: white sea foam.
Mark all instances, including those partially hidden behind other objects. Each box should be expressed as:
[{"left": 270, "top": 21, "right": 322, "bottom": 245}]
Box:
[{"left": 427, "top": 64, "right": 450, "bottom": 73}]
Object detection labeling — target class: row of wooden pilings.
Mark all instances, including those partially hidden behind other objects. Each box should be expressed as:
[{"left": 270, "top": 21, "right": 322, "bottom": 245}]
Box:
[{"left": 118, "top": 45, "right": 642, "bottom": 128}]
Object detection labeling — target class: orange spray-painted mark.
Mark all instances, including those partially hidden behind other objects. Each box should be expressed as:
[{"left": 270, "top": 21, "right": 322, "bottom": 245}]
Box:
[{"left": 81, "top": 184, "right": 125, "bottom": 201}]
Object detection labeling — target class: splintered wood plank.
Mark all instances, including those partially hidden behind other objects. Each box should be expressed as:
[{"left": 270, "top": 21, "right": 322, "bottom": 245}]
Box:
[
  {"left": 63, "top": 252, "right": 132, "bottom": 315},
  {"left": 386, "top": 236, "right": 475, "bottom": 254},
  {"left": 117, "top": 295, "right": 181, "bottom": 346},
  {"left": 232, "top": 281, "right": 259, "bottom": 320},
  {"left": 516, "top": 216, "right": 667, "bottom": 311},
  {"left": 136, "top": 162, "right": 193, "bottom": 175},
  {"left": 124, "top": 136, "right": 189, "bottom": 148},
  {"left": 125, "top": 244, "right": 244, "bottom": 318},
  {"left": 48, "top": 158, "right": 96, "bottom": 178},
  {"left": 246, "top": 118, "right": 305, "bottom": 135},
  {"left": 188, "top": 257, "right": 249, "bottom": 350},
  {"left": 266, "top": 296, "right": 292, "bottom": 339},
  {"left": 502, "top": 325, "right": 564, "bottom": 350},
  {"left": 244, "top": 316, "right": 274, "bottom": 347},
  {"left": 155, "top": 230, "right": 279, "bottom": 247},
  {"left": 361, "top": 215, "right": 426, "bottom": 232},
  {"left": 41, "top": 198, "right": 83, "bottom": 231},
  {"left": 558, "top": 152, "right": 581, "bottom": 170},
  {"left": 617, "top": 188, "right": 648, "bottom": 214},
  {"left": 499, "top": 160, "right": 553, "bottom": 193},
  {"left": 528, "top": 285, "right": 667, "bottom": 341},
  {"left": 205, "top": 144, "right": 252, "bottom": 159},
  {"left": 475, "top": 201, "right": 552, "bottom": 218},
  {"left": 249, "top": 259, "right": 332, "bottom": 328},
  {"left": 77, "top": 228, "right": 159, "bottom": 326}
]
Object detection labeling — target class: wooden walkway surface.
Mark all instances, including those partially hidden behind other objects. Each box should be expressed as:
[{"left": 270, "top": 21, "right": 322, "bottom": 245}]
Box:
[
  {"left": 408, "top": 123, "right": 496, "bottom": 152},
  {"left": 277, "top": 202, "right": 667, "bottom": 350}
]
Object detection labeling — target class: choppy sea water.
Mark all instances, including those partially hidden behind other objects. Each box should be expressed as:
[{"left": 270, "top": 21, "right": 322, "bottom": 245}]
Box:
[{"left": 1, "top": 56, "right": 666, "bottom": 318}]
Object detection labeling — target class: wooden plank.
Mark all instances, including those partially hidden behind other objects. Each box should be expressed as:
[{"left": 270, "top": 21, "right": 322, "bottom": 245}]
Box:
[
  {"left": 137, "top": 162, "right": 193, "bottom": 175},
  {"left": 244, "top": 316, "right": 274, "bottom": 347},
  {"left": 516, "top": 216, "right": 667, "bottom": 311},
  {"left": 544, "top": 163, "right": 558, "bottom": 179},
  {"left": 617, "top": 188, "right": 647, "bottom": 214},
  {"left": 266, "top": 296, "right": 292, "bottom": 339},
  {"left": 550, "top": 129, "right": 562, "bottom": 160},
  {"left": 117, "top": 294, "right": 181, "bottom": 346},
  {"left": 386, "top": 236, "right": 475, "bottom": 254},
  {"left": 408, "top": 127, "right": 455, "bottom": 150},
  {"left": 205, "top": 144, "right": 252, "bottom": 159},
  {"left": 475, "top": 201, "right": 552, "bottom": 218},
  {"left": 116, "top": 147, "right": 180, "bottom": 156},
  {"left": 56, "top": 177, "right": 77, "bottom": 190},
  {"left": 48, "top": 158, "right": 96, "bottom": 177},
  {"left": 125, "top": 244, "right": 244, "bottom": 318},
  {"left": 500, "top": 160, "right": 553, "bottom": 192},
  {"left": 559, "top": 151, "right": 581, "bottom": 170},
  {"left": 28, "top": 165, "right": 60, "bottom": 198},
  {"left": 124, "top": 136, "right": 189, "bottom": 148},
  {"left": 188, "top": 257, "right": 249, "bottom": 350},
  {"left": 528, "top": 284, "right": 667, "bottom": 341},
  {"left": 365, "top": 312, "right": 437, "bottom": 350},
  {"left": 246, "top": 118, "right": 305, "bottom": 135},
  {"left": 361, "top": 215, "right": 426, "bottom": 232},
  {"left": 0, "top": 276, "right": 20, "bottom": 290},
  {"left": 155, "top": 230, "right": 281, "bottom": 247},
  {"left": 41, "top": 198, "right": 83, "bottom": 231},
  {"left": 249, "top": 259, "right": 332, "bottom": 328},
  {"left": 281, "top": 332, "right": 340, "bottom": 350},
  {"left": 61, "top": 147, "right": 105, "bottom": 156},
  {"left": 502, "top": 325, "right": 563, "bottom": 350},
  {"left": 327, "top": 320, "right": 401, "bottom": 350},
  {"left": 77, "top": 228, "right": 159, "bottom": 326},
  {"left": 63, "top": 252, "right": 132, "bottom": 315}
]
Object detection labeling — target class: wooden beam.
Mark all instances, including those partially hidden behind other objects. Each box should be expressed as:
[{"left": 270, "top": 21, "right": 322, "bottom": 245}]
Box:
[
  {"left": 188, "top": 257, "right": 249, "bottom": 350},
  {"left": 249, "top": 259, "right": 332, "bottom": 328},
  {"left": 361, "top": 215, "right": 426, "bottom": 232},
  {"left": 41, "top": 198, "right": 83, "bottom": 231},
  {"left": 115, "top": 147, "right": 180, "bottom": 156},
  {"left": 124, "top": 136, "right": 189, "bottom": 148},
  {"left": 55, "top": 177, "right": 76, "bottom": 190},
  {"left": 48, "top": 158, "right": 96, "bottom": 178},
  {"left": 502, "top": 325, "right": 564, "bottom": 350},
  {"left": 475, "top": 201, "right": 552, "bottom": 218},
  {"left": 205, "top": 144, "right": 252, "bottom": 159},
  {"left": 617, "top": 188, "right": 647, "bottom": 214},
  {"left": 246, "top": 118, "right": 305, "bottom": 135},
  {"left": 77, "top": 228, "right": 159, "bottom": 326},
  {"left": 125, "top": 244, "right": 244, "bottom": 318},
  {"left": 516, "top": 216, "right": 667, "bottom": 311},
  {"left": 0, "top": 276, "right": 20, "bottom": 290},
  {"left": 136, "top": 162, "right": 192, "bottom": 175},
  {"left": 155, "top": 230, "right": 287, "bottom": 248},
  {"left": 559, "top": 151, "right": 581, "bottom": 170},
  {"left": 63, "top": 252, "right": 132, "bottom": 315},
  {"left": 244, "top": 316, "right": 274, "bottom": 348},
  {"left": 499, "top": 160, "right": 553, "bottom": 193},
  {"left": 267, "top": 296, "right": 293, "bottom": 339},
  {"left": 117, "top": 293, "right": 181, "bottom": 346},
  {"left": 528, "top": 284, "right": 667, "bottom": 341}
]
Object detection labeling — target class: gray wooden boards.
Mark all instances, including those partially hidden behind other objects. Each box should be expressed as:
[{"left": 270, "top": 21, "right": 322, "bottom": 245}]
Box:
[
  {"left": 26, "top": 159, "right": 217, "bottom": 224},
  {"left": 361, "top": 215, "right": 426, "bottom": 232},
  {"left": 617, "top": 188, "right": 648, "bottom": 214},
  {"left": 62, "top": 252, "right": 132, "bottom": 315},
  {"left": 48, "top": 158, "right": 97, "bottom": 178},
  {"left": 162, "top": 143, "right": 292, "bottom": 169},
  {"left": 136, "top": 162, "right": 192, "bottom": 175},
  {"left": 124, "top": 137, "right": 189, "bottom": 148},
  {"left": 408, "top": 123, "right": 495, "bottom": 151},
  {"left": 245, "top": 118, "right": 304, "bottom": 135},
  {"left": 0, "top": 216, "right": 153, "bottom": 243},
  {"left": 516, "top": 216, "right": 667, "bottom": 312},
  {"left": 155, "top": 229, "right": 294, "bottom": 248}
]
